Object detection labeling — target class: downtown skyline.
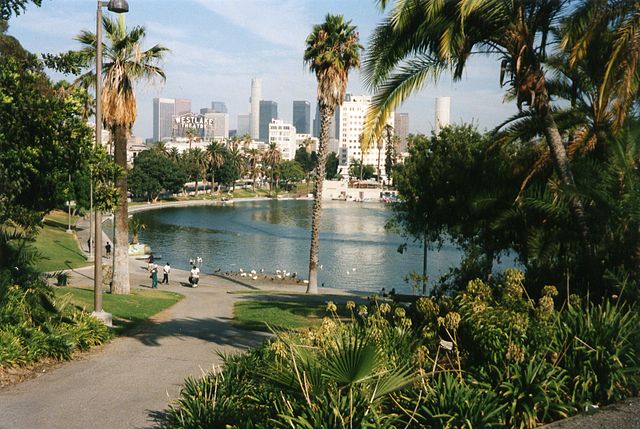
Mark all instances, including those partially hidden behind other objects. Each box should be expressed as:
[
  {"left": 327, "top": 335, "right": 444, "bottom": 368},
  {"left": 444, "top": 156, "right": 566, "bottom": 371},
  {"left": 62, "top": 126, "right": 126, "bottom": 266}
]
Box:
[{"left": 8, "top": 0, "right": 516, "bottom": 140}]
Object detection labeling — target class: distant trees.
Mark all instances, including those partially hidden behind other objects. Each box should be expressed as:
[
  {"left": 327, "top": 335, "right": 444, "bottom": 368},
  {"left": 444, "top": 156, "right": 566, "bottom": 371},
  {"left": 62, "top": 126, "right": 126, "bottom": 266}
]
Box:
[
  {"left": 325, "top": 152, "right": 339, "bottom": 179},
  {"left": 349, "top": 160, "right": 374, "bottom": 180},
  {"left": 128, "top": 150, "right": 186, "bottom": 201}
]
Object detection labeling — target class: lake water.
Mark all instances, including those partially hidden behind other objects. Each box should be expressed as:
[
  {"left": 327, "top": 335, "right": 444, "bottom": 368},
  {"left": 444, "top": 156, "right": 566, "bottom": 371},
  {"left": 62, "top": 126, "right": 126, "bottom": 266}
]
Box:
[{"left": 131, "top": 200, "right": 465, "bottom": 294}]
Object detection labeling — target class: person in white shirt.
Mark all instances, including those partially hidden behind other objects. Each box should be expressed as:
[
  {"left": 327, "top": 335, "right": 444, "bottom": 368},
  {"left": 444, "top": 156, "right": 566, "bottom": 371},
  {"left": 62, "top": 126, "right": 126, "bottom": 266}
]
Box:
[
  {"left": 162, "top": 263, "right": 171, "bottom": 284},
  {"left": 189, "top": 265, "right": 200, "bottom": 287}
]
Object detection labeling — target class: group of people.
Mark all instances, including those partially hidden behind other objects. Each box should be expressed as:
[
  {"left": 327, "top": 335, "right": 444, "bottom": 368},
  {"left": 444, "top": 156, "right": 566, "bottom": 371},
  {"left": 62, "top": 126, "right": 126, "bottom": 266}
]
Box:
[
  {"left": 147, "top": 256, "right": 171, "bottom": 289},
  {"left": 147, "top": 255, "right": 200, "bottom": 288}
]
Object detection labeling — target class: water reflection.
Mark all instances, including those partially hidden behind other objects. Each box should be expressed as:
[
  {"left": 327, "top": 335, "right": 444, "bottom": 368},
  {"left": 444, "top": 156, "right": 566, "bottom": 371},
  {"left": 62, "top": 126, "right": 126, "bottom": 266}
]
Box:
[{"left": 131, "top": 200, "right": 464, "bottom": 294}]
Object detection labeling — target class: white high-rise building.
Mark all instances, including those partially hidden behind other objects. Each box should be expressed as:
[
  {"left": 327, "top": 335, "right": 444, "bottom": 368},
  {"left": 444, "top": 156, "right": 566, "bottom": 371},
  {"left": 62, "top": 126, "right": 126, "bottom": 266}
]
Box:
[
  {"left": 250, "top": 78, "right": 262, "bottom": 140},
  {"left": 338, "top": 94, "right": 394, "bottom": 178},
  {"left": 435, "top": 96, "right": 451, "bottom": 134},
  {"left": 268, "top": 119, "right": 297, "bottom": 161}
]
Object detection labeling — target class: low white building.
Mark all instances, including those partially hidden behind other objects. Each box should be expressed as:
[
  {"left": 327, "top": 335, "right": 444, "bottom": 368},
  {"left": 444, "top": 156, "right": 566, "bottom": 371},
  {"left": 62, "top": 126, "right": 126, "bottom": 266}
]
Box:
[{"left": 268, "top": 119, "right": 297, "bottom": 160}]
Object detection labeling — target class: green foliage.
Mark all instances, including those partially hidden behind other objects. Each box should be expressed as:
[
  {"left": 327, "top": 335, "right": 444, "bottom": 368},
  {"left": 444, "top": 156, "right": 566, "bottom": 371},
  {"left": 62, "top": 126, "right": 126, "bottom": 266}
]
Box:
[
  {"left": 552, "top": 299, "right": 640, "bottom": 405},
  {"left": 1, "top": 0, "right": 42, "bottom": 19},
  {"left": 0, "top": 45, "right": 94, "bottom": 227},
  {"left": 128, "top": 149, "right": 187, "bottom": 201},
  {"left": 277, "top": 160, "right": 305, "bottom": 187},
  {"left": 349, "top": 159, "right": 375, "bottom": 180},
  {"left": 325, "top": 151, "right": 339, "bottom": 179},
  {"left": 409, "top": 373, "right": 504, "bottom": 428}
]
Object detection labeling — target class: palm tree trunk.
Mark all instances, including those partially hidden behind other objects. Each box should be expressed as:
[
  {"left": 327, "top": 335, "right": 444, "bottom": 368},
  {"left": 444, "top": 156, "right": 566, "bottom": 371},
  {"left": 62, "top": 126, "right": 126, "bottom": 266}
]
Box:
[
  {"left": 307, "top": 103, "right": 334, "bottom": 293},
  {"left": 541, "top": 111, "right": 591, "bottom": 242},
  {"left": 111, "top": 124, "right": 130, "bottom": 295}
]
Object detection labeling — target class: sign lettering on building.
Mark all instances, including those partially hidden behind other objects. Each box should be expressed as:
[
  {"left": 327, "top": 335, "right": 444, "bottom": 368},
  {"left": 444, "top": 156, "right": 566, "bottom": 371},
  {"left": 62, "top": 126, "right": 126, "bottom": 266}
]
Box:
[{"left": 173, "top": 114, "right": 215, "bottom": 129}]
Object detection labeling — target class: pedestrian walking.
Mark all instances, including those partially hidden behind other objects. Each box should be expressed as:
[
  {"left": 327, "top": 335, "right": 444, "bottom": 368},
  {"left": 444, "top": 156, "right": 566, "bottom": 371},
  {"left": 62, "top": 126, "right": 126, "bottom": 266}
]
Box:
[
  {"left": 105, "top": 242, "right": 111, "bottom": 256},
  {"left": 150, "top": 262, "right": 159, "bottom": 289},
  {"left": 189, "top": 265, "right": 200, "bottom": 287},
  {"left": 162, "top": 262, "right": 171, "bottom": 284}
]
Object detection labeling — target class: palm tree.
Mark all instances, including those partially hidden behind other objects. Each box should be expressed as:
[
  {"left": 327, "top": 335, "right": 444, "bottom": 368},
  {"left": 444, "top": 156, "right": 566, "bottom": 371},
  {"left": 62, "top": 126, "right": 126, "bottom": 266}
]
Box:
[
  {"left": 358, "top": 133, "right": 366, "bottom": 181},
  {"left": 185, "top": 127, "right": 199, "bottom": 151},
  {"left": 206, "top": 141, "right": 226, "bottom": 194},
  {"left": 187, "top": 148, "right": 207, "bottom": 196},
  {"left": 151, "top": 141, "right": 169, "bottom": 157},
  {"left": 128, "top": 217, "right": 145, "bottom": 245},
  {"left": 227, "top": 147, "right": 245, "bottom": 192},
  {"left": 364, "top": 0, "right": 592, "bottom": 266},
  {"left": 246, "top": 148, "right": 260, "bottom": 191},
  {"left": 74, "top": 15, "right": 168, "bottom": 295},
  {"left": 263, "top": 142, "right": 281, "bottom": 195},
  {"left": 304, "top": 14, "right": 362, "bottom": 293}
]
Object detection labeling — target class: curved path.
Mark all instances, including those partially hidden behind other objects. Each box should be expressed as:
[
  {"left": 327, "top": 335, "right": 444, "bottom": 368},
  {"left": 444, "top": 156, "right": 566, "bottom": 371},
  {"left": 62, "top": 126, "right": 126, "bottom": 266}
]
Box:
[{"left": 0, "top": 258, "right": 279, "bottom": 429}]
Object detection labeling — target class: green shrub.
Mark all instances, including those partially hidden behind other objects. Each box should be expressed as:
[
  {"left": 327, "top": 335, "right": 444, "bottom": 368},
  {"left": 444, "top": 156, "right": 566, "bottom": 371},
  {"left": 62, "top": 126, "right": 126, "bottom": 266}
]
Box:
[
  {"left": 498, "top": 357, "right": 575, "bottom": 428},
  {"left": 408, "top": 372, "right": 504, "bottom": 428},
  {"left": 552, "top": 299, "right": 640, "bottom": 405}
]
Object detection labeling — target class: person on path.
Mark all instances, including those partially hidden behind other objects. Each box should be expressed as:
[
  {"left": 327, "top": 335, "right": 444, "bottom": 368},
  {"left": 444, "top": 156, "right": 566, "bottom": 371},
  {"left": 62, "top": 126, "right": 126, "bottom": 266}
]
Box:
[
  {"left": 189, "top": 265, "right": 200, "bottom": 287},
  {"left": 150, "top": 262, "right": 159, "bottom": 288},
  {"left": 105, "top": 242, "right": 111, "bottom": 256},
  {"left": 162, "top": 262, "right": 171, "bottom": 284}
]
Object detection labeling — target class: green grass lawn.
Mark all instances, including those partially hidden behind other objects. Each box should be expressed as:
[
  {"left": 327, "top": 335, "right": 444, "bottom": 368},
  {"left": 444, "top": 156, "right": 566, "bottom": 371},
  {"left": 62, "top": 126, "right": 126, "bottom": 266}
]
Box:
[
  {"left": 33, "top": 210, "right": 88, "bottom": 272},
  {"left": 54, "top": 287, "right": 183, "bottom": 332},
  {"left": 233, "top": 298, "right": 349, "bottom": 332}
]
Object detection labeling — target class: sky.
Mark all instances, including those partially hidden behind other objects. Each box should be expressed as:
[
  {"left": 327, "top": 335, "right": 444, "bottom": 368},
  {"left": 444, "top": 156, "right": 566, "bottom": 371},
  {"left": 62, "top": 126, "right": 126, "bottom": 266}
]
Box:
[{"left": 7, "top": 0, "right": 516, "bottom": 140}]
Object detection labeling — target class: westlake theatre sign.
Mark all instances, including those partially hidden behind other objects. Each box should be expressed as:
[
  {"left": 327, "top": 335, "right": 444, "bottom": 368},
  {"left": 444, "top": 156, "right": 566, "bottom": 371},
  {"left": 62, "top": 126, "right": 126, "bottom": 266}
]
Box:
[{"left": 173, "top": 114, "right": 215, "bottom": 129}]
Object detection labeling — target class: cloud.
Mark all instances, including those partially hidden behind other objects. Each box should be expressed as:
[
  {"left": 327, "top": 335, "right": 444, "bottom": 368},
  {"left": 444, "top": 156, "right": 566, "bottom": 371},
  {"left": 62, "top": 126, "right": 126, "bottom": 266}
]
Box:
[{"left": 195, "top": 0, "right": 311, "bottom": 50}]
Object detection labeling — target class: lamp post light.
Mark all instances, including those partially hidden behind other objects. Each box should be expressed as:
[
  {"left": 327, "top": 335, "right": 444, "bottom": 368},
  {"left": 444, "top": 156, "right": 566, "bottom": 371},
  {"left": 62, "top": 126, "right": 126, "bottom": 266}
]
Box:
[{"left": 92, "top": 0, "right": 129, "bottom": 326}]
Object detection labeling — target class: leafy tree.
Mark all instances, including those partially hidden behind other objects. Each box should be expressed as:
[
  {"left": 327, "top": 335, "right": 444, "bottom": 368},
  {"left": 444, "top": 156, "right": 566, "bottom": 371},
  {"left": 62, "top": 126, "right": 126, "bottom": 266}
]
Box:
[
  {"left": 128, "top": 149, "right": 186, "bottom": 201},
  {"left": 245, "top": 148, "right": 260, "bottom": 191},
  {"left": 1, "top": 0, "right": 42, "bottom": 19},
  {"left": 0, "top": 30, "right": 94, "bottom": 228},
  {"left": 206, "top": 141, "right": 226, "bottom": 193},
  {"left": 364, "top": 0, "right": 593, "bottom": 270},
  {"left": 348, "top": 160, "right": 374, "bottom": 180},
  {"left": 216, "top": 149, "right": 242, "bottom": 189},
  {"left": 73, "top": 15, "right": 168, "bottom": 294},
  {"left": 294, "top": 147, "right": 313, "bottom": 172},
  {"left": 325, "top": 152, "right": 339, "bottom": 179},
  {"left": 278, "top": 160, "right": 305, "bottom": 189},
  {"left": 304, "top": 14, "right": 362, "bottom": 293}
]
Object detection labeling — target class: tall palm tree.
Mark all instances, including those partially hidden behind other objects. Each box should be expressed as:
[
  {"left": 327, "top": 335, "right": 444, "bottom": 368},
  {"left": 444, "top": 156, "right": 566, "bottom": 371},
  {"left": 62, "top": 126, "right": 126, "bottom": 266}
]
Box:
[
  {"left": 364, "top": 0, "right": 592, "bottom": 264},
  {"left": 304, "top": 14, "right": 362, "bottom": 293},
  {"left": 263, "top": 142, "right": 282, "bottom": 195},
  {"left": 358, "top": 132, "right": 366, "bottom": 181},
  {"left": 246, "top": 148, "right": 260, "bottom": 191},
  {"left": 228, "top": 147, "right": 245, "bottom": 191},
  {"left": 188, "top": 148, "right": 207, "bottom": 196},
  {"left": 206, "top": 141, "right": 226, "bottom": 194},
  {"left": 75, "top": 15, "right": 168, "bottom": 295}
]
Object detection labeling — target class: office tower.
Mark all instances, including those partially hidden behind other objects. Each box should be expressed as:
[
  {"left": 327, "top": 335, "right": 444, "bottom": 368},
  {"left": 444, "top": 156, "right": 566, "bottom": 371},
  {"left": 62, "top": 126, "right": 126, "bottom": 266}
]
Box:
[
  {"left": 292, "top": 100, "right": 311, "bottom": 134},
  {"left": 211, "top": 101, "right": 227, "bottom": 113},
  {"left": 174, "top": 98, "right": 192, "bottom": 115},
  {"left": 259, "top": 100, "right": 278, "bottom": 141},
  {"left": 435, "top": 96, "right": 451, "bottom": 134},
  {"left": 152, "top": 98, "right": 175, "bottom": 141},
  {"left": 237, "top": 114, "right": 251, "bottom": 136},
  {"left": 268, "top": 119, "right": 297, "bottom": 161},
  {"left": 313, "top": 102, "right": 339, "bottom": 139},
  {"left": 338, "top": 94, "right": 394, "bottom": 177},
  {"left": 394, "top": 112, "right": 409, "bottom": 152},
  {"left": 250, "top": 78, "right": 262, "bottom": 140},
  {"left": 203, "top": 112, "right": 229, "bottom": 140}
]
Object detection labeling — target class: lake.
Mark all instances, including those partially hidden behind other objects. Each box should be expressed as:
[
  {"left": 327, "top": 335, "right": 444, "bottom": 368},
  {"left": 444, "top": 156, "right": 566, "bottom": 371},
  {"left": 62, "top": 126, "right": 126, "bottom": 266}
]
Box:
[{"left": 131, "top": 199, "right": 465, "bottom": 294}]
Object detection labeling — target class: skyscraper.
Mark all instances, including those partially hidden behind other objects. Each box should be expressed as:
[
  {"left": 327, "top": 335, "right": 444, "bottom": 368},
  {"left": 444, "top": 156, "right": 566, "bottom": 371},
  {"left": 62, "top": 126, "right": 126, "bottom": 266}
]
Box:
[
  {"left": 237, "top": 114, "right": 250, "bottom": 136},
  {"left": 259, "top": 100, "right": 278, "bottom": 141},
  {"left": 292, "top": 100, "right": 311, "bottom": 134},
  {"left": 152, "top": 98, "right": 175, "bottom": 141},
  {"left": 435, "top": 96, "right": 451, "bottom": 135},
  {"left": 211, "top": 101, "right": 227, "bottom": 113},
  {"left": 394, "top": 112, "right": 409, "bottom": 152},
  {"left": 174, "top": 98, "right": 192, "bottom": 115},
  {"left": 250, "top": 78, "right": 262, "bottom": 140}
]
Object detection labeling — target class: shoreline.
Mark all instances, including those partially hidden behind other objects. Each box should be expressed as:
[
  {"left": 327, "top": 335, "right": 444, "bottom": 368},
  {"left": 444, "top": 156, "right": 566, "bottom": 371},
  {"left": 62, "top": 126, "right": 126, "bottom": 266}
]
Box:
[{"left": 127, "top": 195, "right": 311, "bottom": 215}]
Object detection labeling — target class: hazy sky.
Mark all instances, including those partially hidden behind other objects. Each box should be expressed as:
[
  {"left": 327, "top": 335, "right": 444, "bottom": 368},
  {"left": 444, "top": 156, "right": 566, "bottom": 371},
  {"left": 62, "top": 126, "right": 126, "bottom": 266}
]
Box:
[{"left": 8, "top": 0, "right": 516, "bottom": 140}]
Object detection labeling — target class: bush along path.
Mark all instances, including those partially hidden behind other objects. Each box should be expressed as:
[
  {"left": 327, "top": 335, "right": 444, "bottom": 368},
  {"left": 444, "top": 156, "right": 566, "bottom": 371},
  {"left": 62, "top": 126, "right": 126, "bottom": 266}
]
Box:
[
  {"left": 162, "top": 269, "right": 640, "bottom": 429},
  {"left": 0, "top": 259, "right": 273, "bottom": 429}
]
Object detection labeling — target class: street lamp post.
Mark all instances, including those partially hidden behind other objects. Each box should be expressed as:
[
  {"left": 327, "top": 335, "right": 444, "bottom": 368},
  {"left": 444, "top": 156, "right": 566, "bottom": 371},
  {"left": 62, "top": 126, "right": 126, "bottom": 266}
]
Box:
[{"left": 92, "top": 0, "right": 129, "bottom": 326}]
